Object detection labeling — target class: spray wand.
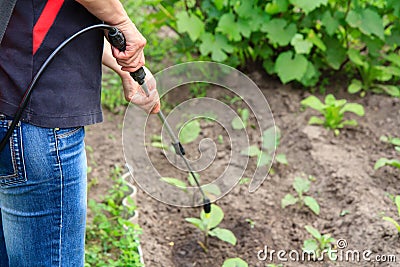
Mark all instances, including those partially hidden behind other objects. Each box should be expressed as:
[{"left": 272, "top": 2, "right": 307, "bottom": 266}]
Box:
[{"left": 108, "top": 28, "right": 211, "bottom": 216}]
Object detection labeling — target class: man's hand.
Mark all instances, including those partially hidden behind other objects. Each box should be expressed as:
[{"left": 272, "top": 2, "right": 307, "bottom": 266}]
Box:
[
  {"left": 120, "top": 66, "right": 160, "bottom": 114},
  {"left": 110, "top": 20, "right": 146, "bottom": 73},
  {"left": 76, "top": 0, "right": 146, "bottom": 72}
]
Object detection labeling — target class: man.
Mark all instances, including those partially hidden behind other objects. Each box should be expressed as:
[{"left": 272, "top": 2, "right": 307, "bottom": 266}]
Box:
[{"left": 0, "top": 0, "right": 159, "bottom": 266}]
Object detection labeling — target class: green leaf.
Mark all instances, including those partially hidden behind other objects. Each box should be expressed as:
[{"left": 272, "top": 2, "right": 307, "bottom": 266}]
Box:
[
  {"left": 232, "top": 116, "right": 245, "bottom": 130},
  {"left": 160, "top": 177, "right": 187, "bottom": 189},
  {"left": 151, "top": 142, "right": 169, "bottom": 150},
  {"left": 276, "top": 153, "right": 288, "bottom": 165},
  {"left": 275, "top": 51, "right": 308, "bottom": 83},
  {"left": 216, "top": 13, "right": 242, "bottom": 41},
  {"left": 348, "top": 79, "right": 363, "bottom": 94},
  {"left": 340, "top": 103, "right": 365, "bottom": 116},
  {"left": 222, "top": 258, "right": 248, "bottom": 267},
  {"left": 309, "top": 116, "right": 325, "bottom": 125},
  {"left": 293, "top": 177, "right": 310, "bottom": 195},
  {"left": 388, "top": 0, "right": 400, "bottom": 17},
  {"left": 324, "top": 94, "right": 336, "bottom": 106},
  {"left": 257, "top": 151, "right": 273, "bottom": 167},
  {"left": 303, "top": 239, "right": 319, "bottom": 253},
  {"left": 265, "top": 0, "right": 289, "bottom": 15},
  {"left": 375, "top": 85, "right": 400, "bottom": 97},
  {"left": 185, "top": 217, "right": 205, "bottom": 231},
  {"left": 304, "top": 196, "right": 320, "bottom": 215},
  {"left": 213, "top": 0, "right": 228, "bottom": 10},
  {"left": 341, "top": 119, "right": 358, "bottom": 127},
  {"left": 188, "top": 172, "right": 200, "bottom": 187},
  {"left": 262, "top": 126, "right": 280, "bottom": 151},
  {"left": 346, "top": 9, "right": 384, "bottom": 40},
  {"left": 395, "top": 196, "right": 400, "bottom": 217},
  {"left": 324, "top": 36, "right": 347, "bottom": 70},
  {"left": 382, "top": 217, "right": 400, "bottom": 233},
  {"left": 199, "top": 33, "right": 234, "bottom": 62},
  {"left": 209, "top": 228, "right": 237, "bottom": 245},
  {"left": 375, "top": 158, "right": 388, "bottom": 170},
  {"left": 300, "top": 61, "right": 320, "bottom": 87},
  {"left": 176, "top": 11, "right": 205, "bottom": 42},
  {"left": 321, "top": 10, "right": 339, "bottom": 36},
  {"left": 289, "top": 0, "right": 328, "bottom": 14},
  {"left": 234, "top": 1, "right": 253, "bottom": 18},
  {"left": 263, "top": 19, "right": 297, "bottom": 46},
  {"left": 307, "top": 30, "right": 326, "bottom": 51},
  {"left": 305, "top": 225, "right": 322, "bottom": 240},
  {"left": 347, "top": 49, "right": 366, "bottom": 66},
  {"left": 203, "top": 184, "right": 221, "bottom": 197},
  {"left": 201, "top": 204, "right": 224, "bottom": 229},
  {"left": 374, "top": 158, "right": 400, "bottom": 170},
  {"left": 385, "top": 53, "right": 400, "bottom": 67},
  {"left": 281, "top": 194, "right": 298, "bottom": 208},
  {"left": 179, "top": 120, "right": 201, "bottom": 144},
  {"left": 301, "top": 95, "right": 326, "bottom": 111},
  {"left": 241, "top": 145, "right": 262, "bottom": 157},
  {"left": 291, "top": 34, "right": 313, "bottom": 54}
]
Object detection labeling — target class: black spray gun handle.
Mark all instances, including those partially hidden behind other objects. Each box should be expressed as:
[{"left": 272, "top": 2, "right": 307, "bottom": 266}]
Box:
[{"left": 108, "top": 27, "right": 147, "bottom": 87}]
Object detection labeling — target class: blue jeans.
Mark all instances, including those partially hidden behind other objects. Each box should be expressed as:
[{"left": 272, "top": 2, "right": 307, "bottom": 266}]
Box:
[{"left": 0, "top": 119, "right": 87, "bottom": 267}]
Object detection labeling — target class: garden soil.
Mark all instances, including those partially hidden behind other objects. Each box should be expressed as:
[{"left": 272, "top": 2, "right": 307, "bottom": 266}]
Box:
[{"left": 86, "top": 70, "right": 400, "bottom": 267}]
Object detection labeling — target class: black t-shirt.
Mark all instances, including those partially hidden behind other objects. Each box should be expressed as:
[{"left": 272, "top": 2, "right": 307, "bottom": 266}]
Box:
[{"left": 0, "top": 0, "right": 104, "bottom": 128}]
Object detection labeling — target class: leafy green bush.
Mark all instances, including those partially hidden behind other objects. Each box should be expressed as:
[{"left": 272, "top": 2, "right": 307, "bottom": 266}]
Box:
[
  {"left": 133, "top": 0, "right": 400, "bottom": 94},
  {"left": 85, "top": 166, "right": 142, "bottom": 266}
]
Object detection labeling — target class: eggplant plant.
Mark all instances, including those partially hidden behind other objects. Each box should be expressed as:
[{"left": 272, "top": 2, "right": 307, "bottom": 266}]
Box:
[
  {"left": 303, "top": 225, "right": 336, "bottom": 260},
  {"left": 281, "top": 176, "right": 320, "bottom": 215},
  {"left": 185, "top": 204, "right": 236, "bottom": 252},
  {"left": 301, "top": 94, "right": 365, "bottom": 135},
  {"left": 382, "top": 195, "right": 400, "bottom": 235},
  {"left": 241, "top": 126, "right": 288, "bottom": 171}
]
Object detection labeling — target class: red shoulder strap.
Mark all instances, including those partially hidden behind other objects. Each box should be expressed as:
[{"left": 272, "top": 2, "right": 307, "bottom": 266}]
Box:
[{"left": 33, "top": 0, "right": 64, "bottom": 55}]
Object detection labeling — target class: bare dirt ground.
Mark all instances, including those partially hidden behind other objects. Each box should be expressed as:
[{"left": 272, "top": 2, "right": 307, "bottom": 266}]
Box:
[{"left": 86, "top": 71, "right": 400, "bottom": 267}]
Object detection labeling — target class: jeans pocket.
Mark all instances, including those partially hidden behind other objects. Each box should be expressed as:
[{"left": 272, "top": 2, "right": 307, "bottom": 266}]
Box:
[
  {"left": 0, "top": 120, "right": 27, "bottom": 187},
  {"left": 55, "top": 126, "right": 83, "bottom": 139}
]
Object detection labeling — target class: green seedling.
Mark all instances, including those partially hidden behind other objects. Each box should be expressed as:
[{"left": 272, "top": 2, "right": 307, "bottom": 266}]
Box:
[
  {"left": 382, "top": 195, "right": 400, "bottom": 235},
  {"left": 222, "top": 257, "right": 248, "bottom": 267},
  {"left": 160, "top": 173, "right": 221, "bottom": 198},
  {"left": 375, "top": 135, "right": 400, "bottom": 170},
  {"left": 380, "top": 135, "right": 400, "bottom": 150},
  {"left": 241, "top": 126, "right": 288, "bottom": 170},
  {"left": 150, "top": 134, "right": 171, "bottom": 150},
  {"left": 185, "top": 204, "right": 236, "bottom": 252},
  {"left": 301, "top": 94, "right": 365, "bottom": 135},
  {"left": 303, "top": 225, "right": 336, "bottom": 260},
  {"left": 231, "top": 108, "right": 250, "bottom": 130},
  {"left": 239, "top": 177, "right": 251, "bottom": 185},
  {"left": 347, "top": 49, "right": 400, "bottom": 97},
  {"left": 245, "top": 218, "right": 255, "bottom": 229},
  {"left": 281, "top": 177, "right": 320, "bottom": 215},
  {"left": 217, "top": 134, "right": 224, "bottom": 144},
  {"left": 266, "top": 264, "right": 283, "bottom": 267}
]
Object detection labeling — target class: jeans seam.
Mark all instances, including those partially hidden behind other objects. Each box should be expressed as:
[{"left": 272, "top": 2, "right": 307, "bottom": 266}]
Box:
[{"left": 53, "top": 129, "right": 63, "bottom": 267}]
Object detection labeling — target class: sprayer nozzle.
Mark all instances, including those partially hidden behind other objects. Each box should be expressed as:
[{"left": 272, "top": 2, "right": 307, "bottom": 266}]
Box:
[{"left": 203, "top": 198, "right": 211, "bottom": 215}]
